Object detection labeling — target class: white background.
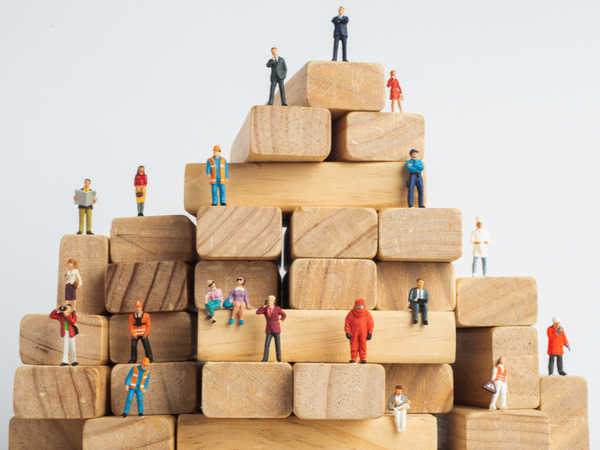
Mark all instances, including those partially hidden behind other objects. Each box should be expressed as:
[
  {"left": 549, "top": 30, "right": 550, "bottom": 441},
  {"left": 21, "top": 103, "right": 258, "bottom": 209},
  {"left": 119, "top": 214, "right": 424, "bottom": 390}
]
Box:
[{"left": 1, "top": 0, "right": 598, "bottom": 446}]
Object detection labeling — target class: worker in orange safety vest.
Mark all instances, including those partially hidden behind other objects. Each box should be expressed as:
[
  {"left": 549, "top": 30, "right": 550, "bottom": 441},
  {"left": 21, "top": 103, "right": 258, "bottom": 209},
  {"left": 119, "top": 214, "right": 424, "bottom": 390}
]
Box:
[
  {"left": 206, "top": 145, "right": 228, "bottom": 206},
  {"left": 489, "top": 356, "right": 509, "bottom": 411},
  {"left": 122, "top": 357, "right": 151, "bottom": 417},
  {"left": 128, "top": 301, "right": 153, "bottom": 363}
]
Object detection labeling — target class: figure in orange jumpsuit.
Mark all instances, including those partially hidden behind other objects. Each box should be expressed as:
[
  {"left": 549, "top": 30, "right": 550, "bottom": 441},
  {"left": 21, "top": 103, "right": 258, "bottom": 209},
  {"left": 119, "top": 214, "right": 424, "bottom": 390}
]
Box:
[{"left": 344, "top": 299, "right": 374, "bottom": 364}]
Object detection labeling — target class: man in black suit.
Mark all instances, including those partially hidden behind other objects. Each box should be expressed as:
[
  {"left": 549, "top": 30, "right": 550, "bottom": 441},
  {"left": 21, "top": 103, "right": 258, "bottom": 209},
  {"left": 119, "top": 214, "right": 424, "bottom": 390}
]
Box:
[
  {"left": 267, "top": 47, "right": 288, "bottom": 106},
  {"left": 332, "top": 6, "right": 349, "bottom": 61}
]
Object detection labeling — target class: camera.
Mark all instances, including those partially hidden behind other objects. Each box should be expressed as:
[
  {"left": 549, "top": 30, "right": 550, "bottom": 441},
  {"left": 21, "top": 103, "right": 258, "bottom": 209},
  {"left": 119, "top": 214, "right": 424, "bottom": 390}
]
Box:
[{"left": 59, "top": 306, "right": 67, "bottom": 312}]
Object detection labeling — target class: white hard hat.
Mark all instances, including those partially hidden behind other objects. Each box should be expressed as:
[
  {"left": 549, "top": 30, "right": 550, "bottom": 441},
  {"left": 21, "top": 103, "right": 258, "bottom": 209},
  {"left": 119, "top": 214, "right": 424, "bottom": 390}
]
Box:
[{"left": 552, "top": 316, "right": 560, "bottom": 323}]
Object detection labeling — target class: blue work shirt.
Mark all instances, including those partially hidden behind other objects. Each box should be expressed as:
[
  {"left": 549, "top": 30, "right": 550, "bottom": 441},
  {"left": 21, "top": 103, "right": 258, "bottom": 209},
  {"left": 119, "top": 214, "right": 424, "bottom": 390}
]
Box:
[{"left": 405, "top": 158, "right": 424, "bottom": 173}]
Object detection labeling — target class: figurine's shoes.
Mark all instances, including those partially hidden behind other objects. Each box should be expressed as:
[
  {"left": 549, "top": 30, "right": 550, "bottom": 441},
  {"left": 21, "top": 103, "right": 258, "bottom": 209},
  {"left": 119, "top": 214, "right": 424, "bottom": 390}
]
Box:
[
  {"left": 559, "top": 372, "right": 568, "bottom": 376},
  {"left": 349, "top": 360, "right": 357, "bottom": 364},
  {"left": 239, "top": 320, "right": 245, "bottom": 325},
  {"left": 419, "top": 206, "right": 426, "bottom": 208},
  {"left": 86, "top": 231, "right": 94, "bottom": 235},
  {"left": 408, "top": 206, "right": 414, "bottom": 209},
  {"left": 212, "top": 320, "right": 216, "bottom": 323},
  {"left": 360, "top": 360, "right": 367, "bottom": 364},
  {"left": 489, "top": 407, "right": 497, "bottom": 411},
  {"left": 229, "top": 319, "right": 234, "bottom": 324},
  {"left": 76, "top": 231, "right": 83, "bottom": 235},
  {"left": 60, "top": 363, "right": 68, "bottom": 366},
  {"left": 211, "top": 203, "right": 218, "bottom": 206},
  {"left": 261, "top": 360, "right": 268, "bottom": 362},
  {"left": 127, "top": 359, "right": 136, "bottom": 364},
  {"left": 220, "top": 203, "right": 227, "bottom": 206},
  {"left": 548, "top": 373, "right": 554, "bottom": 377},
  {"left": 122, "top": 413, "right": 128, "bottom": 418},
  {"left": 472, "top": 274, "right": 476, "bottom": 277},
  {"left": 500, "top": 407, "right": 508, "bottom": 411},
  {"left": 413, "top": 320, "right": 418, "bottom": 324},
  {"left": 71, "top": 362, "right": 79, "bottom": 366},
  {"left": 139, "top": 413, "right": 144, "bottom": 417},
  {"left": 206, "top": 315, "right": 213, "bottom": 320},
  {"left": 423, "top": 320, "right": 429, "bottom": 326},
  {"left": 282, "top": 104, "right": 288, "bottom": 106}
]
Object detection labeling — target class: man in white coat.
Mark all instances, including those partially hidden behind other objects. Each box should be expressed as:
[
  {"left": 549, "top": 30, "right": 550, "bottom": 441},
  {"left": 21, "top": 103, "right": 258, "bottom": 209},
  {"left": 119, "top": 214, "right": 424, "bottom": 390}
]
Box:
[
  {"left": 489, "top": 357, "right": 508, "bottom": 411},
  {"left": 470, "top": 215, "right": 490, "bottom": 276}
]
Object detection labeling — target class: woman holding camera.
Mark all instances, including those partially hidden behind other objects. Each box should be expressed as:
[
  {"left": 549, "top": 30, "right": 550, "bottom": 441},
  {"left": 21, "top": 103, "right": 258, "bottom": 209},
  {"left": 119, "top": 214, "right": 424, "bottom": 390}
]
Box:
[{"left": 228, "top": 276, "right": 252, "bottom": 325}]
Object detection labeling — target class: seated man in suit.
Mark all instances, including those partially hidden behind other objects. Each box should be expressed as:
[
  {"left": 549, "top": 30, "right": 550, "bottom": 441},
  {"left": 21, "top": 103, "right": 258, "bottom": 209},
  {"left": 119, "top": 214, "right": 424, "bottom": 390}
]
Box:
[
  {"left": 267, "top": 47, "right": 288, "bottom": 106},
  {"left": 332, "top": 6, "right": 349, "bottom": 61},
  {"left": 256, "top": 295, "right": 287, "bottom": 362},
  {"left": 408, "top": 278, "right": 429, "bottom": 325}
]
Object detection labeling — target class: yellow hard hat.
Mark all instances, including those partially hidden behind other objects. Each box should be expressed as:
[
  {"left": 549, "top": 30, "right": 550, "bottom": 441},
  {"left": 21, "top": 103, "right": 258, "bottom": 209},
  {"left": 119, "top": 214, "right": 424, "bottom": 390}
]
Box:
[
  {"left": 141, "top": 357, "right": 151, "bottom": 366},
  {"left": 213, "top": 145, "right": 221, "bottom": 151}
]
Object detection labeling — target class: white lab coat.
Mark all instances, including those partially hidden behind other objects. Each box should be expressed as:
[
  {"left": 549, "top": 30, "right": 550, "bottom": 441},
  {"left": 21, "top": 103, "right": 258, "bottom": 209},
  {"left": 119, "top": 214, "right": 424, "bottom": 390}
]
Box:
[{"left": 470, "top": 228, "right": 491, "bottom": 257}]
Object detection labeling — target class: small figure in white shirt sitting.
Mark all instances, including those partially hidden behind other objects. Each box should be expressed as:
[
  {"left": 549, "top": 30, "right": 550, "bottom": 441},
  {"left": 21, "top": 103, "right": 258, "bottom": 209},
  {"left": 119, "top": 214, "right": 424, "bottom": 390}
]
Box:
[
  {"left": 387, "top": 385, "right": 411, "bottom": 431},
  {"left": 470, "top": 215, "right": 491, "bottom": 277},
  {"left": 489, "top": 357, "right": 509, "bottom": 411}
]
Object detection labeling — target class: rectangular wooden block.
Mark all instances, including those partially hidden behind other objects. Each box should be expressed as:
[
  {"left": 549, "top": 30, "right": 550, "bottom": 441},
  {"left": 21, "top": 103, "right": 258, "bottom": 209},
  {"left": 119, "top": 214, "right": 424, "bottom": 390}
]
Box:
[
  {"left": 453, "top": 327, "right": 540, "bottom": 409},
  {"left": 196, "top": 206, "right": 282, "bottom": 260},
  {"left": 202, "top": 362, "right": 293, "bottom": 418},
  {"left": 378, "top": 208, "right": 462, "bottom": 262},
  {"left": 111, "top": 362, "right": 199, "bottom": 415},
  {"left": 83, "top": 416, "right": 176, "bottom": 450},
  {"left": 456, "top": 277, "right": 538, "bottom": 327},
  {"left": 290, "top": 207, "right": 378, "bottom": 259},
  {"left": 539, "top": 376, "right": 589, "bottom": 450},
  {"left": 9, "top": 417, "right": 86, "bottom": 450},
  {"left": 109, "top": 312, "right": 195, "bottom": 363},
  {"left": 331, "top": 112, "right": 425, "bottom": 161},
  {"left": 231, "top": 105, "right": 331, "bottom": 162},
  {"left": 56, "top": 234, "right": 109, "bottom": 315},
  {"left": 20, "top": 314, "right": 109, "bottom": 366},
  {"left": 184, "top": 162, "right": 424, "bottom": 215},
  {"left": 110, "top": 215, "right": 196, "bottom": 264},
  {"left": 13, "top": 365, "right": 110, "bottom": 419},
  {"left": 376, "top": 262, "right": 456, "bottom": 311},
  {"left": 198, "top": 310, "right": 456, "bottom": 364}
]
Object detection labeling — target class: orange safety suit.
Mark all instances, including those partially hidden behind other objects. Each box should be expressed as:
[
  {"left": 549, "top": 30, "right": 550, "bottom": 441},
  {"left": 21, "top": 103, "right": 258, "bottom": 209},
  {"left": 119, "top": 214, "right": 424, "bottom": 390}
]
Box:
[
  {"left": 344, "top": 299, "right": 374, "bottom": 362},
  {"left": 129, "top": 312, "right": 151, "bottom": 337}
]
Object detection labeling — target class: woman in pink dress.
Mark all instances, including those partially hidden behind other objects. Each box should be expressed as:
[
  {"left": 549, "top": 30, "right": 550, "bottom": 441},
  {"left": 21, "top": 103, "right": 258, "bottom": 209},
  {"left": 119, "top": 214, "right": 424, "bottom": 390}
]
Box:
[{"left": 387, "top": 70, "right": 403, "bottom": 113}]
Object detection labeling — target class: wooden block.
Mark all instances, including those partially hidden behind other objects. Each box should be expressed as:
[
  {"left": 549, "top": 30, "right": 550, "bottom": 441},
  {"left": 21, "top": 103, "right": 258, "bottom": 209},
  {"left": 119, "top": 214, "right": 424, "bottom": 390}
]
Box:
[
  {"left": 178, "top": 413, "right": 437, "bottom": 449},
  {"left": 456, "top": 277, "right": 538, "bottom": 327},
  {"left": 56, "top": 234, "right": 109, "bottom": 315},
  {"left": 111, "top": 362, "right": 199, "bottom": 415},
  {"left": 231, "top": 105, "right": 331, "bottom": 162},
  {"left": 105, "top": 261, "right": 193, "bottom": 313},
  {"left": 198, "top": 310, "right": 455, "bottom": 364},
  {"left": 196, "top": 206, "right": 282, "bottom": 261},
  {"left": 110, "top": 215, "right": 196, "bottom": 264},
  {"left": 83, "top": 416, "right": 176, "bottom": 450},
  {"left": 289, "top": 259, "right": 377, "bottom": 309},
  {"left": 202, "top": 362, "right": 292, "bottom": 418},
  {"left": 109, "top": 312, "right": 195, "bottom": 363},
  {"left": 539, "top": 376, "right": 589, "bottom": 450},
  {"left": 20, "top": 314, "right": 109, "bottom": 366},
  {"left": 376, "top": 262, "right": 456, "bottom": 311},
  {"left": 290, "top": 207, "right": 378, "bottom": 259},
  {"left": 378, "top": 208, "right": 462, "bottom": 262},
  {"left": 184, "top": 162, "right": 425, "bottom": 215},
  {"left": 437, "top": 405, "right": 551, "bottom": 449},
  {"left": 9, "top": 417, "right": 86, "bottom": 450},
  {"left": 453, "top": 327, "right": 539, "bottom": 409},
  {"left": 331, "top": 112, "right": 425, "bottom": 162},
  {"left": 13, "top": 366, "right": 110, "bottom": 419},
  {"left": 383, "top": 364, "right": 453, "bottom": 413}
]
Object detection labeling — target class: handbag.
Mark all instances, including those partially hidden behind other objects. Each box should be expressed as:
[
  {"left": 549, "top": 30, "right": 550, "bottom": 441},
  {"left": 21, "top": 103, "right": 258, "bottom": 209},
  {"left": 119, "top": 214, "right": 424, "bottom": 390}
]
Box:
[
  {"left": 482, "top": 380, "right": 496, "bottom": 394},
  {"left": 73, "top": 325, "right": 79, "bottom": 336},
  {"left": 136, "top": 191, "right": 143, "bottom": 198}
]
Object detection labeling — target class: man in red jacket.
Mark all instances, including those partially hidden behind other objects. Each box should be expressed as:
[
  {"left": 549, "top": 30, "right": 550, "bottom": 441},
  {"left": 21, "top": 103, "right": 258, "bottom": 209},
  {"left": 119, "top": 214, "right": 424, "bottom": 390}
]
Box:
[
  {"left": 548, "top": 316, "right": 570, "bottom": 376},
  {"left": 50, "top": 304, "right": 78, "bottom": 366},
  {"left": 256, "top": 295, "right": 286, "bottom": 362},
  {"left": 345, "top": 299, "right": 374, "bottom": 364}
]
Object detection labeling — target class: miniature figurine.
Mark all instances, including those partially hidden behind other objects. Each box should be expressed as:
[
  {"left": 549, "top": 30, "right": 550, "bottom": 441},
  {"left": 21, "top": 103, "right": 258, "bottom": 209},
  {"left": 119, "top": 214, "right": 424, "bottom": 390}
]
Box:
[
  {"left": 73, "top": 178, "right": 97, "bottom": 235},
  {"left": 128, "top": 301, "right": 153, "bottom": 364},
  {"left": 122, "top": 357, "right": 151, "bottom": 418},
  {"left": 405, "top": 150, "right": 424, "bottom": 208},
  {"left": 332, "top": 6, "right": 349, "bottom": 61},
  {"left": 488, "top": 356, "right": 509, "bottom": 411},
  {"left": 205, "top": 280, "right": 223, "bottom": 324},
  {"left": 387, "top": 71, "right": 403, "bottom": 113},
  {"left": 471, "top": 215, "right": 491, "bottom": 277},
  {"left": 63, "top": 258, "right": 82, "bottom": 312},
  {"left": 408, "top": 278, "right": 429, "bottom": 325},
  {"left": 547, "top": 316, "right": 570, "bottom": 376},
  {"left": 256, "top": 295, "right": 287, "bottom": 362},
  {"left": 387, "top": 385, "right": 411, "bottom": 432},
  {"left": 206, "top": 145, "right": 228, "bottom": 206},
  {"left": 228, "top": 276, "right": 252, "bottom": 325},
  {"left": 134, "top": 165, "right": 147, "bottom": 217},
  {"left": 344, "top": 299, "right": 374, "bottom": 364},
  {"left": 50, "top": 304, "right": 78, "bottom": 366},
  {"left": 267, "top": 47, "right": 288, "bottom": 106}
]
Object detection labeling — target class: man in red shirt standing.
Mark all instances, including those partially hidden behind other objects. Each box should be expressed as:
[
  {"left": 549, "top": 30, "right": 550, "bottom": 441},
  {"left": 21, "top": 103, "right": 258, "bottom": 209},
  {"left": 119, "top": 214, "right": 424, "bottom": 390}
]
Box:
[
  {"left": 256, "top": 295, "right": 286, "bottom": 362},
  {"left": 547, "top": 316, "right": 570, "bottom": 376},
  {"left": 50, "top": 303, "right": 78, "bottom": 366}
]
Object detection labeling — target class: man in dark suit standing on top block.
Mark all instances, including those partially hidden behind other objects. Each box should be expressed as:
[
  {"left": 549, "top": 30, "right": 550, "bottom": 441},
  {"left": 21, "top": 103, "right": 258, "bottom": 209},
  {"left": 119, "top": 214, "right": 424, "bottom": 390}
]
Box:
[
  {"left": 332, "top": 6, "right": 349, "bottom": 61},
  {"left": 267, "top": 47, "right": 288, "bottom": 106}
]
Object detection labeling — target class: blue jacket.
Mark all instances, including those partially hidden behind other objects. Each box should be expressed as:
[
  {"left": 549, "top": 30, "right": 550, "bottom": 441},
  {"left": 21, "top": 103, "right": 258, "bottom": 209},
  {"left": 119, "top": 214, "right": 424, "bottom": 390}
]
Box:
[{"left": 332, "top": 15, "right": 349, "bottom": 37}]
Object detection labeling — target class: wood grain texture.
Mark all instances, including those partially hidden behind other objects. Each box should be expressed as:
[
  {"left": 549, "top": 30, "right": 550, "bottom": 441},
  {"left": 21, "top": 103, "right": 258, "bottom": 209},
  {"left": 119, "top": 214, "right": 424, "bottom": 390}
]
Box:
[
  {"left": 20, "top": 314, "right": 109, "bottom": 366},
  {"left": 231, "top": 105, "right": 331, "bottom": 162},
  {"left": 196, "top": 206, "right": 282, "bottom": 261},
  {"left": 202, "top": 362, "right": 293, "bottom": 418},
  {"left": 455, "top": 277, "right": 538, "bottom": 327},
  {"left": 198, "top": 310, "right": 456, "bottom": 364},
  {"left": 382, "top": 364, "right": 453, "bottom": 414},
  {"left": 110, "top": 215, "right": 196, "bottom": 264},
  {"left": 290, "top": 207, "right": 378, "bottom": 259},
  {"left": 56, "top": 234, "right": 109, "bottom": 315},
  {"left": 330, "top": 112, "right": 425, "bottom": 161},
  {"left": 453, "top": 327, "right": 540, "bottom": 409},
  {"left": 13, "top": 366, "right": 111, "bottom": 419},
  {"left": 82, "top": 416, "right": 176, "bottom": 450},
  {"left": 376, "top": 262, "right": 456, "bottom": 311},
  {"left": 378, "top": 208, "right": 462, "bottom": 262},
  {"left": 9, "top": 417, "right": 86, "bottom": 450},
  {"left": 184, "top": 162, "right": 425, "bottom": 215}
]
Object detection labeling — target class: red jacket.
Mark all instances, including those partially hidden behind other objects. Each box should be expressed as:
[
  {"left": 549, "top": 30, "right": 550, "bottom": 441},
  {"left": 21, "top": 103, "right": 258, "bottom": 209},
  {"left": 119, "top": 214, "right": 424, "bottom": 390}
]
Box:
[
  {"left": 50, "top": 309, "right": 78, "bottom": 338},
  {"left": 547, "top": 325, "right": 569, "bottom": 355},
  {"left": 256, "top": 305, "right": 286, "bottom": 334},
  {"left": 134, "top": 174, "right": 148, "bottom": 187}
]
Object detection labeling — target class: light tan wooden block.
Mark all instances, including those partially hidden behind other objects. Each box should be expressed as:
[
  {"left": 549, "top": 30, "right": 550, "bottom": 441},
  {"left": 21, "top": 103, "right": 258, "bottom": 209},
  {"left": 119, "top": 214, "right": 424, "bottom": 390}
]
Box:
[
  {"left": 331, "top": 112, "right": 425, "bottom": 161},
  {"left": 290, "top": 207, "right": 378, "bottom": 259},
  {"left": 383, "top": 364, "right": 453, "bottom": 413},
  {"left": 83, "top": 416, "right": 176, "bottom": 450},
  {"left": 110, "top": 215, "right": 196, "bottom": 264},
  {"left": 539, "top": 376, "right": 589, "bottom": 450},
  {"left": 198, "top": 310, "right": 455, "bottom": 364},
  {"left": 196, "top": 206, "right": 282, "bottom": 260},
  {"left": 109, "top": 312, "right": 194, "bottom": 363},
  {"left": 178, "top": 413, "right": 437, "bottom": 449},
  {"left": 378, "top": 208, "right": 462, "bottom": 262},
  {"left": 231, "top": 105, "right": 331, "bottom": 162},
  {"left": 202, "top": 362, "right": 292, "bottom": 418},
  {"left": 20, "top": 314, "right": 108, "bottom": 366},
  {"left": 453, "top": 327, "right": 539, "bottom": 409},
  {"left": 56, "top": 234, "right": 109, "bottom": 315},
  {"left": 184, "top": 162, "right": 425, "bottom": 215},
  {"left": 9, "top": 417, "right": 86, "bottom": 450},
  {"left": 455, "top": 277, "right": 538, "bottom": 327},
  {"left": 13, "top": 366, "right": 110, "bottom": 419},
  {"left": 376, "top": 262, "right": 456, "bottom": 311},
  {"left": 438, "top": 405, "right": 551, "bottom": 449},
  {"left": 111, "top": 362, "right": 199, "bottom": 415}
]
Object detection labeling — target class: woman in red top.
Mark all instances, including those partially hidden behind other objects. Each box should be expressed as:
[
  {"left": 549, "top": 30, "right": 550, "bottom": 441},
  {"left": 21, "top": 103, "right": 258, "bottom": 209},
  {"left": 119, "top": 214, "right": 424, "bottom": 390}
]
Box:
[
  {"left": 387, "top": 70, "right": 403, "bottom": 113},
  {"left": 134, "top": 166, "right": 148, "bottom": 216}
]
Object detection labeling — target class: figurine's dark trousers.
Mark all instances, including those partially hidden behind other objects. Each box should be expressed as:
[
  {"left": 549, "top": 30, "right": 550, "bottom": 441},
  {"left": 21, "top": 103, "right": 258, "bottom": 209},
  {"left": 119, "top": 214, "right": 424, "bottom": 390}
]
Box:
[
  {"left": 409, "top": 301, "right": 428, "bottom": 323},
  {"left": 262, "top": 332, "right": 282, "bottom": 362},
  {"left": 268, "top": 79, "right": 287, "bottom": 106},
  {"left": 333, "top": 35, "right": 348, "bottom": 61},
  {"left": 129, "top": 337, "right": 153, "bottom": 363},
  {"left": 407, "top": 173, "right": 424, "bottom": 207},
  {"left": 548, "top": 354, "right": 565, "bottom": 375}
]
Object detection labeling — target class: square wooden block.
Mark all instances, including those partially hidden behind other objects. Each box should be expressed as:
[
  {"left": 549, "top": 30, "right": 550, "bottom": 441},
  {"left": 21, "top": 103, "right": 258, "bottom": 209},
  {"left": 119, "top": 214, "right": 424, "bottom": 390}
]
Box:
[
  {"left": 9, "top": 417, "right": 86, "bottom": 450},
  {"left": 83, "top": 416, "right": 176, "bottom": 450}
]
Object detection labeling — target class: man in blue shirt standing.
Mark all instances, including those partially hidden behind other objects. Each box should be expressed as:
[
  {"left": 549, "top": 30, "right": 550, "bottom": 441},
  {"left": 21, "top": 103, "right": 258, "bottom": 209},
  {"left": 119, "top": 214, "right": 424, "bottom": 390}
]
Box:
[
  {"left": 122, "top": 357, "right": 151, "bottom": 418},
  {"left": 405, "top": 149, "right": 425, "bottom": 208},
  {"left": 206, "top": 145, "right": 228, "bottom": 206}
]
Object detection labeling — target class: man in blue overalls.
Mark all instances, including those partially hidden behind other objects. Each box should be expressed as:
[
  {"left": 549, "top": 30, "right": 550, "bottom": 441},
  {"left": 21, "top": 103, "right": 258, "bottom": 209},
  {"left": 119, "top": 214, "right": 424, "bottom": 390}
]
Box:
[
  {"left": 122, "top": 357, "right": 151, "bottom": 418},
  {"left": 206, "top": 145, "right": 228, "bottom": 206},
  {"left": 405, "top": 149, "right": 425, "bottom": 208}
]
